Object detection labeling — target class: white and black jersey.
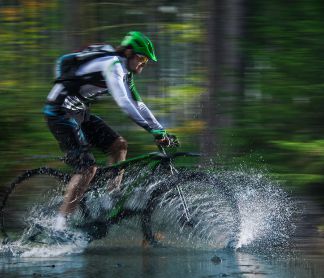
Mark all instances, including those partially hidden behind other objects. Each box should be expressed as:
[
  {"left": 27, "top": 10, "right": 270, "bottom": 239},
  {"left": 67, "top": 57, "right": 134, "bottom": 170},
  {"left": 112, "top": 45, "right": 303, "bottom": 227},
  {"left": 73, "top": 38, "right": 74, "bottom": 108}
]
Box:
[{"left": 45, "top": 51, "right": 163, "bottom": 132}]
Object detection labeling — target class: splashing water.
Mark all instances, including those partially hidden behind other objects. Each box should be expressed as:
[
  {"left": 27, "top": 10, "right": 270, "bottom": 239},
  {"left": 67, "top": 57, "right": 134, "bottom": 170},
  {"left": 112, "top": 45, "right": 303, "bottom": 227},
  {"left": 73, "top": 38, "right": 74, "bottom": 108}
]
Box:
[
  {"left": 0, "top": 188, "right": 90, "bottom": 257},
  {"left": 149, "top": 168, "right": 295, "bottom": 250},
  {"left": 0, "top": 166, "right": 295, "bottom": 257},
  {"left": 0, "top": 217, "right": 89, "bottom": 258},
  {"left": 220, "top": 169, "right": 295, "bottom": 249}
]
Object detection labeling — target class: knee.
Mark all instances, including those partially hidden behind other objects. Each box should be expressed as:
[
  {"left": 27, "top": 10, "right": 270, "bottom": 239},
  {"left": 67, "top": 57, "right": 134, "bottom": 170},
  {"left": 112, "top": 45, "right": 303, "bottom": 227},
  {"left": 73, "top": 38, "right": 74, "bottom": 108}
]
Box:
[
  {"left": 86, "top": 165, "right": 97, "bottom": 177},
  {"left": 76, "top": 165, "right": 97, "bottom": 179},
  {"left": 111, "top": 137, "right": 128, "bottom": 153}
]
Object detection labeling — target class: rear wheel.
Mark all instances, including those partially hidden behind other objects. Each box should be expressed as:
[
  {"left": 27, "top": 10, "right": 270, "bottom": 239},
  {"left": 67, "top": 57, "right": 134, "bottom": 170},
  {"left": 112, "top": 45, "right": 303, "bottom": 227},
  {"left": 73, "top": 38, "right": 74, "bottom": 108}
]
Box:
[{"left": 1, "top": 167, "right": 70, "bottom": 242}]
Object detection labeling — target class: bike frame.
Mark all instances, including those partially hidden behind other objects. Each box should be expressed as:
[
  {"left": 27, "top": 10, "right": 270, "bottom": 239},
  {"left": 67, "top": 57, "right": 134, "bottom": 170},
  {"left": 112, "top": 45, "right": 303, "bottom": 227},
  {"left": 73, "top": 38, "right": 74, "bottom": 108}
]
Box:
[
  {"left": 92, "top": 148, "right": 200, "bottom": 221},
  {"left": 0, "top": 148, "right": 200, "bottom": 242}
]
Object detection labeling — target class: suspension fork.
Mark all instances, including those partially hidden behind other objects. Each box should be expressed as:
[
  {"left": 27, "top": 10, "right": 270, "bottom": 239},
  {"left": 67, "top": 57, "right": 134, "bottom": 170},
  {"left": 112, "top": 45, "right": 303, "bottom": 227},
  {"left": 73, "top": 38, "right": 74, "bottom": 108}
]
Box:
[{"left": 159, "top": 147, "right": 191, "bottom": 223}]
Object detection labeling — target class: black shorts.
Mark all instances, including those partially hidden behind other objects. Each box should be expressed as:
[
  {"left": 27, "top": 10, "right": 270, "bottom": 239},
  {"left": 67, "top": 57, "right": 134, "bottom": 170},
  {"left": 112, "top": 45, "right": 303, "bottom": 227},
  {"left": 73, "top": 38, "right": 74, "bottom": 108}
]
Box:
[{"left": 46, "top": 114, "right": 120, "bottom": 173}]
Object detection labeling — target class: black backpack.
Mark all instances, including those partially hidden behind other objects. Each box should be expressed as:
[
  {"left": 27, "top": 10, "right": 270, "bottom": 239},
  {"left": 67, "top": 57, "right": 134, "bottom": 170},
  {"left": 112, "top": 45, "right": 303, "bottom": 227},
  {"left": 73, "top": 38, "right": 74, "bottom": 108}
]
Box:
[
  {"left": 55, "top": 44, "right": 116, "bottom": 81},
  {"left": 54, "top": 44, "right": 117, "bottom": 94}
]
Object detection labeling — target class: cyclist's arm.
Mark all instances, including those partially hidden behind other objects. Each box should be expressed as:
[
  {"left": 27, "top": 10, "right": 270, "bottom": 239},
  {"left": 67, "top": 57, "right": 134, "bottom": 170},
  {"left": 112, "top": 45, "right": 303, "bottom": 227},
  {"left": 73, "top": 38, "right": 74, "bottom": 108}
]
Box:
[
  {"left": 104, "top": 58, "right": 163, "bottom": 132},
  {"left": 136, "top": 101, "right": 164, "bottom": 130},
  {"left": 128, "top": 74, "right": 164, "bottom": 130}
]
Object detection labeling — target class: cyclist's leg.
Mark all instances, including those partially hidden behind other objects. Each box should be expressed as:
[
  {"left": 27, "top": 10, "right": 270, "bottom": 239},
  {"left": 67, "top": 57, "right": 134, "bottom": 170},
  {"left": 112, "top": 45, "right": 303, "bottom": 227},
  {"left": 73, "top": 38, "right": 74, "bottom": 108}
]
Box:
[
  {"left": 83, "top": 115, "right": 127, "bottom": 191},
  {"left": 107, "top": 136, "right": 128, "bottom": 165},
  {"left": 106, "top": 137, "right": 127, "bottom": 191},
  {"left": 59, "top": 165, "right": 97, "bottom": 215},
  {"left": 46, "top": 115, "right": 97, "bottom": 225}
]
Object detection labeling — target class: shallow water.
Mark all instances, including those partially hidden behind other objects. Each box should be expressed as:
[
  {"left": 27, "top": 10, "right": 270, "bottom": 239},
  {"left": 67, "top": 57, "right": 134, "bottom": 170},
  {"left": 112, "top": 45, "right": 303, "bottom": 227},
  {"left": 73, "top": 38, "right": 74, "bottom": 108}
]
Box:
[
  {"left": 1, "top": 244, "right": 324, "bottom": 278},
  {"left": 1, "top": 169, "right": 324, "bottom": 277}
]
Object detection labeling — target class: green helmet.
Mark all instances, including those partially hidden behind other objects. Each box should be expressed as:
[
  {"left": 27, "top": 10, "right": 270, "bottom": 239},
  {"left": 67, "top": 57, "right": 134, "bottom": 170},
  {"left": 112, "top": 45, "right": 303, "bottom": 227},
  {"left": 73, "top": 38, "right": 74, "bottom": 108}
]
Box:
[{"left": 121, "top": 31, "right": 157, "bottom": 62}]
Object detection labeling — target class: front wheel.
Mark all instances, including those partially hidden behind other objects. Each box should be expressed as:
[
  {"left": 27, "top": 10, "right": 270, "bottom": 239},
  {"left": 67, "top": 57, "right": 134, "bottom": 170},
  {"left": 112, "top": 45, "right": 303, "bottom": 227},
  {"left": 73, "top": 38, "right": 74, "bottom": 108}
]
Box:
[{"left": 140, "top": 170, "right": 240, "bottom": 247}]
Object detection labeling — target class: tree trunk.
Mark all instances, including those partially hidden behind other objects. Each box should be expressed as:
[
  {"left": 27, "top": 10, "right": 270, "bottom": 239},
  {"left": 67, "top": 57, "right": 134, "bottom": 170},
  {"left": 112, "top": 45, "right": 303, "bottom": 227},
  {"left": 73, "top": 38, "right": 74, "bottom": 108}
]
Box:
[
  {"left": 201, "top": 0, "right": 245, "bottom": 158},
  {"left": 63, "top": 0, "right": 83, "bottom": 50}
]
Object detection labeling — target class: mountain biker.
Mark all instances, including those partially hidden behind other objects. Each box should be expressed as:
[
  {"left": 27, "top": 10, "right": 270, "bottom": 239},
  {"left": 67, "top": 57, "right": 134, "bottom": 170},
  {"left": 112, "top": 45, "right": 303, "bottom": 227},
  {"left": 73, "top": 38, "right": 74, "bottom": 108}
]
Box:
[{"left": 43, "top": 31, "right": 178, "bottom": 229}]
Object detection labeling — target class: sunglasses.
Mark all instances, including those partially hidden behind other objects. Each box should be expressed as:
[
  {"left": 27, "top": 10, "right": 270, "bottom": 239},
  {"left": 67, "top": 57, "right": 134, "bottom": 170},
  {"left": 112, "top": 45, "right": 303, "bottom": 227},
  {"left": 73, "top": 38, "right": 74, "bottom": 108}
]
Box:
[{"left": 135, "top": 54, "right": 149, "bottom": 64}]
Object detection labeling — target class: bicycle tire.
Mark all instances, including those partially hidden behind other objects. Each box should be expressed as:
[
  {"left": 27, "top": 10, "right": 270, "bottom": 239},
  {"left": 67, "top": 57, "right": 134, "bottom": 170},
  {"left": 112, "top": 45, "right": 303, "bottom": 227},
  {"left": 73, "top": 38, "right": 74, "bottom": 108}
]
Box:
[
  {"left": 140, "top": 170, "right": 240, "bottom": 246},
  {"left": 1, "top": 167, "right": 70, "bottom": 242}
]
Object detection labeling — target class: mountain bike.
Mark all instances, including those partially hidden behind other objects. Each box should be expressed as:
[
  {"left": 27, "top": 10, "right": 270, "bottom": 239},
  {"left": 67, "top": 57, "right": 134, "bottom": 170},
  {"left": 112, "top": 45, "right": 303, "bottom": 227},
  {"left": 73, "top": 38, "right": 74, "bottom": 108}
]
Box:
[{"left": 1, "top": 143, "right": 230, "bottom": 246}]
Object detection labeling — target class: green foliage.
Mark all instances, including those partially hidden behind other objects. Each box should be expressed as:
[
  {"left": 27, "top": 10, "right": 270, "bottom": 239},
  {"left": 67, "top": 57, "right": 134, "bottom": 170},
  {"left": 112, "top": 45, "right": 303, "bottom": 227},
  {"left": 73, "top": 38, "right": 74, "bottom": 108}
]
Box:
[
  {"left": 2, "top": 0, "right": 324, "bottom": 192},
  {"left": 230, "top": 0, "right": 324, "bottom": 187},
  {"left": 162, "top": 22, "right": 203, "bottom": 43}
]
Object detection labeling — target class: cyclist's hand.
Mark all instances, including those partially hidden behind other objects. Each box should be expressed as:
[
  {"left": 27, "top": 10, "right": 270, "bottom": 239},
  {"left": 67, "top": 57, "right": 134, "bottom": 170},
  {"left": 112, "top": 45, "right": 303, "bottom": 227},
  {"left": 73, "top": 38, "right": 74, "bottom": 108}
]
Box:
[
  {"left": 156, "top": 134, "right": 180, "bottom": 148},
  {"left": 150, "top": 129, "right": 167, "bottom": 140},
  {"left": 150, "top": 130, "right": 180, "bottom": 148}
]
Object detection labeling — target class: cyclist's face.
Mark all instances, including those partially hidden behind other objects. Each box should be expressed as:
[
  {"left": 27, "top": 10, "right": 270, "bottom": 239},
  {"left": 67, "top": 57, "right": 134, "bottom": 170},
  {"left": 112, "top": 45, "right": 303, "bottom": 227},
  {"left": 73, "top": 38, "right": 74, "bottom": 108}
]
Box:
[{"left": 128, "top": 54, "right": 148, "bottom": 74}]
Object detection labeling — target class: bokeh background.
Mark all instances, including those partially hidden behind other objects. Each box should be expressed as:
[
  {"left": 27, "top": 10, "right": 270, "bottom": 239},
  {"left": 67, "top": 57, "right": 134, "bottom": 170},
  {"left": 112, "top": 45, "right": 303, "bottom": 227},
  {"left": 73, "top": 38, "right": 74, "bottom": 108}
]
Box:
[{"left": 1, "top": 0, "right": 324, "bottom": 202}]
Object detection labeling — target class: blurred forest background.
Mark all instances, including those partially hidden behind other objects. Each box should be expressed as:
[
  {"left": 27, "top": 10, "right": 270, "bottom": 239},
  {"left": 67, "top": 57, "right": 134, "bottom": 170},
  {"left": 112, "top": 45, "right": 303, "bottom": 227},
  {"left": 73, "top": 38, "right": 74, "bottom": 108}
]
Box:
[{"left": 1, "top": 0, "right": 324, "bottom": 198}]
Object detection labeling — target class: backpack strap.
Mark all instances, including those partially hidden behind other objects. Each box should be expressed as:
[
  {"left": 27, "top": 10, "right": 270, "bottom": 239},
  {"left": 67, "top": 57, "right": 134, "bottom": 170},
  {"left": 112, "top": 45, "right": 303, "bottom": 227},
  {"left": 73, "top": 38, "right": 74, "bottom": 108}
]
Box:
[{"left": 54, "top": 46, "right": 118, "bottom": 96}]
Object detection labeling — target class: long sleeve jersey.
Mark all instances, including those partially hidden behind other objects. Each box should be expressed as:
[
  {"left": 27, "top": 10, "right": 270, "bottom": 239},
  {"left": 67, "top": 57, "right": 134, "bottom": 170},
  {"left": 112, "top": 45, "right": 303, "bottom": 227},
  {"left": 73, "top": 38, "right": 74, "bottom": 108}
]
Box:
[{"left": 45, "top": 52, "right": 163, "bottom": 132}]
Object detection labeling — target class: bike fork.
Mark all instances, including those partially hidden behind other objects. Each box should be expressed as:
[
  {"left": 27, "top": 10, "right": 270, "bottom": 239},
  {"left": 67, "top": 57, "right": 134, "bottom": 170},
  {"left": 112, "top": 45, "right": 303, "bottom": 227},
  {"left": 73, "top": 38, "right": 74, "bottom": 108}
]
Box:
[
  {"left": 162, "top": 149, "right": 191, "bottom": 223},
  {"left": 176, "top": 182, "right": 191, "bottom": 222}
]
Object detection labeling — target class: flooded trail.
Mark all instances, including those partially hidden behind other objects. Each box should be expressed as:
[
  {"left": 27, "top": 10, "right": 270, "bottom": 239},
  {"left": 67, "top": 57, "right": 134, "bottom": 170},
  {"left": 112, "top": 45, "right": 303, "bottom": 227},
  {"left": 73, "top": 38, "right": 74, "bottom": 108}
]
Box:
[{"left": 1, "top": 169, "right": 324, "bottom": 277}]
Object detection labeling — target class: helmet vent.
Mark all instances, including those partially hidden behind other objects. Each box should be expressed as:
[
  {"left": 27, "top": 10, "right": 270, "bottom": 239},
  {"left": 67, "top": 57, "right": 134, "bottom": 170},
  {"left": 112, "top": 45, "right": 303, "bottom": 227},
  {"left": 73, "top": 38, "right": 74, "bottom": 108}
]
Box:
[{"left": 134, "top": 39, "right": 144, "bottom": 47}]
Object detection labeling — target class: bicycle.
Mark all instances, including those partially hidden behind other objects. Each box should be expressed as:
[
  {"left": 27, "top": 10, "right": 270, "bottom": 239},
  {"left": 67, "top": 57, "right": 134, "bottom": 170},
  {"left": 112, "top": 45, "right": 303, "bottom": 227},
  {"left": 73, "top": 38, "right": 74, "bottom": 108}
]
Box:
[{"left": 1, "top": 145, "right": 237, "bottom": 247}]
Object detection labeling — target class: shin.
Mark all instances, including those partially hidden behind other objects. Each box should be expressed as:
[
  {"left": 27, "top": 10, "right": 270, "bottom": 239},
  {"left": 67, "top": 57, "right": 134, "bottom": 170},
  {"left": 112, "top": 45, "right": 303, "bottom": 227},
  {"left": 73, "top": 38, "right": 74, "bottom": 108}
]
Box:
[{"left": 107, "top": 136, "right": 127, "bottom": 191}]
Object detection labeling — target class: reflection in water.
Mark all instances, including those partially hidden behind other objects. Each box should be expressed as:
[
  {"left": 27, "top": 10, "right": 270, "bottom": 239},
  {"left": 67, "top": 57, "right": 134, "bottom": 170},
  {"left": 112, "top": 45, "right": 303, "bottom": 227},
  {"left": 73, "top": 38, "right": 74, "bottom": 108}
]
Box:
[{"left": 1, "top": 247, "right": 324, "bottom": 278}]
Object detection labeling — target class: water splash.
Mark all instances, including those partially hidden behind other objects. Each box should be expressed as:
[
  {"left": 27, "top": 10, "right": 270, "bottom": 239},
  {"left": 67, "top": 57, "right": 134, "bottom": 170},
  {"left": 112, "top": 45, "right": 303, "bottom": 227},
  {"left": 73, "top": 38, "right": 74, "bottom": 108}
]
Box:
[
  {"left": 0, "top": 194, "right": 89, "bottom": 257},
  {"left": 0, "top": 238, "right": 87, "bottom": 258},
  {"left": 222, "top": 169, "right": 295, "bottom": 249},
  {"left": 149, "top": 168, "right": 295, "bottom": 250},
  {"left": 0, "top": 217, "right": 88, "bottom": 258},
  {"left": 0, "top": 165, "right": 295, "bottom": 256}
]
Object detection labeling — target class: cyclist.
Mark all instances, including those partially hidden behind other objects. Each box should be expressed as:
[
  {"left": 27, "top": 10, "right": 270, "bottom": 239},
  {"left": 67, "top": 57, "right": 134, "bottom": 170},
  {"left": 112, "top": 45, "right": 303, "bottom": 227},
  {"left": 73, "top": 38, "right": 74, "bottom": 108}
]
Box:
[{"left": 43, "top": 31, "right": 177, "bottom": 229}]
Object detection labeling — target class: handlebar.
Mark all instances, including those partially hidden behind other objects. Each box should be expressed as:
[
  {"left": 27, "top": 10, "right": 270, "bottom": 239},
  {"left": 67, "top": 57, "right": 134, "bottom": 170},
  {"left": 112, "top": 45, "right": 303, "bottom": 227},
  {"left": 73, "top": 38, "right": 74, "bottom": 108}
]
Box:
[
  {"left": 155, "top": 134, "right": 180, "bottom": 148},
  {"left": 156, "top": 143, "right": 201, "bottom": 160}
]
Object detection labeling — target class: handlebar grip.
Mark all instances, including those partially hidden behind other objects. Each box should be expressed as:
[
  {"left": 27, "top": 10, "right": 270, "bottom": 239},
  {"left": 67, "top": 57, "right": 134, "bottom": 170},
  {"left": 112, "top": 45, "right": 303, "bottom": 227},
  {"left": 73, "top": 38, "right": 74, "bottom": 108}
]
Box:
[{"left": 155, "top": 137, "right": 179, "bottom": 148}]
